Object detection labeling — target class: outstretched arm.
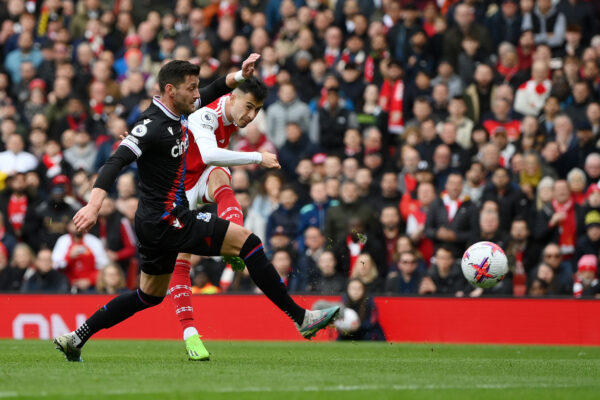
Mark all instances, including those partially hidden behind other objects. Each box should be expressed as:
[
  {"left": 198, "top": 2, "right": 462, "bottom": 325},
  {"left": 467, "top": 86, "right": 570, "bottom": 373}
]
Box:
[
  {"left": 189, "top": 109, "right": 280, "bottom": 169},
  {"left": 73, "top": 146, "right": 136, "bottom": 233}
]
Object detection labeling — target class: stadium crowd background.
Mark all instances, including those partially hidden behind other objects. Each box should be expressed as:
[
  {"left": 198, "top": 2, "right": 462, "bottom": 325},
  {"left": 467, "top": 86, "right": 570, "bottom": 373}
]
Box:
[{"left": 1, "top": 0, "right": 600, "bottom": 308}]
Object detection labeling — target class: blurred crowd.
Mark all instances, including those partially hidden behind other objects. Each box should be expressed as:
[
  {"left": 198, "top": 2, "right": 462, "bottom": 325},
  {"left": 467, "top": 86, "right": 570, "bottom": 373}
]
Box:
[{"left": 1, "top": 0, "right": 600, "bottom": 307}]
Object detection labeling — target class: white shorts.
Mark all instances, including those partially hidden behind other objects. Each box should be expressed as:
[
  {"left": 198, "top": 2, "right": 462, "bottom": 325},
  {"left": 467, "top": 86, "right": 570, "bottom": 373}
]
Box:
[{"left": 185, "top": 166, "right": 231, "bottom": 210}]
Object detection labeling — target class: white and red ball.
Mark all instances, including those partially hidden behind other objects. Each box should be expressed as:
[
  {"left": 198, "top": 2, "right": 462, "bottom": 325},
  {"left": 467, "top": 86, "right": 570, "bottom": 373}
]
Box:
[{"left": 461, "top": 241, "right": 508, "bottom": 288}]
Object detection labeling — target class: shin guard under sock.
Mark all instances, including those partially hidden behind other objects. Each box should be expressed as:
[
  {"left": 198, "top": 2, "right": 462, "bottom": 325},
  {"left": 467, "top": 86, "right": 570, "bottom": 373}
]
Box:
[
  {"left": 168, "top": 259, "right": 196, "bottom": 332},
  {"left": 214, "top": 185, "right": 244, "bottom": 226},
  {"left": 239, "top": 234, "right": 305, "bottom": 325},
  {"left": 74, "top": 289, "right": 163, "bottom": 348}
]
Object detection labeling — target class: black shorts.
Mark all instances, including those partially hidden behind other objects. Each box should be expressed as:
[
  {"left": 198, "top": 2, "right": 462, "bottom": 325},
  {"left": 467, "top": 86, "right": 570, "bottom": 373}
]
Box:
[{"left": 134, "top": 206, "right": 230, "bottom": 275}]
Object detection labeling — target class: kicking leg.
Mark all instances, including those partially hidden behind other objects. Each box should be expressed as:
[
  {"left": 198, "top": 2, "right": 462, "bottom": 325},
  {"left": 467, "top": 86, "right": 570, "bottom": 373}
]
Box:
[
  {"left": 207, "top": 169, "right": 245, "bottom": 271},
  {"left": 207, "top": 168, "right": 243, "bottom": 226},
  {"left": 54, "top": 272, "right": 169, "bottom": 361},
  {"left": 220, "top": 224, "right": 340, "bottom": 339}
]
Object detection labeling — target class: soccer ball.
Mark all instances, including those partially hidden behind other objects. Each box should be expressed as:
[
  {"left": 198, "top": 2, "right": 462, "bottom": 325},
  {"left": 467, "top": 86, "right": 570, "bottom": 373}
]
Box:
[{"left": 461, "top": 241, "right": 508, "bottom": 288}]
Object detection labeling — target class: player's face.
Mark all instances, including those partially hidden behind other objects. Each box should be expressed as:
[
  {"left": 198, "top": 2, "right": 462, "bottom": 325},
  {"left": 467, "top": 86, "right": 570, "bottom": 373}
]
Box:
[
  {"left": 172, "top": 75, "right": 200, "bottom": 116},
  {"left": 232, "top": 92, "right": 263, "bottom": 128}
]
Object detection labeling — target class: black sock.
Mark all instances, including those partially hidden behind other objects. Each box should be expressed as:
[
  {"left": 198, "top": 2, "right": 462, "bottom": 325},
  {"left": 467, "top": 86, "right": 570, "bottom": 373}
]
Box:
[
  {"left": 240, "top": 234, "right": 305, "bottom": 325},
  {"left": 74, "top": 289, "right": 163, "bottom": 348}
]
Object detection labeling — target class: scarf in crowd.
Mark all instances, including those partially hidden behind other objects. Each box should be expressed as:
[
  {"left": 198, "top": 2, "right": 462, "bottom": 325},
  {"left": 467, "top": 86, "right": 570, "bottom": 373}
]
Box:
[
  {"left": 364, "top": 50, "right": 389, "bottom": 83},
  {"left": 324, "top": 47, "right": 340, "bottom": 68},
  {"left": 551, "top": 198, "right": 576, "bottom": 255},
  {"left": 519, "top": 168, "right": 542, "bottom": 189},
  {"left": 66, "top": 112, "right": 88, "bottom": 131},
  {"left": 346, "top": 234, "right": 365, "bottom": 276},
  {"left": 380, "top": 79, "right": 404, "bottom": 134},
  {"left": 497, "top": 62, "right": 519, "bottom": 83},
  {"left": 441, "top": 191, "right": 464, "bottom": 222},
  {"left": 42, "top": 152, "right": 63, "bottom": 178}
]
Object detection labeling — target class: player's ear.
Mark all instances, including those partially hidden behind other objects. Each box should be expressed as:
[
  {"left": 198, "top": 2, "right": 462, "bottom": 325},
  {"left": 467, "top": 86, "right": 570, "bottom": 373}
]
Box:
[{"left": 165, "top": 83, "right": 175, "bottom": 98}]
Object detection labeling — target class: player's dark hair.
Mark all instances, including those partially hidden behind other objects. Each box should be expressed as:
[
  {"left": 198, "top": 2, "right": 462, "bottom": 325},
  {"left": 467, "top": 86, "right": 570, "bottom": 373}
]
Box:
[
  {"left": 236, "top": 77, "right": 268, "bottom": 102},
  {"left": 158, "top": 60, "right": 200, "bottom": 93}
]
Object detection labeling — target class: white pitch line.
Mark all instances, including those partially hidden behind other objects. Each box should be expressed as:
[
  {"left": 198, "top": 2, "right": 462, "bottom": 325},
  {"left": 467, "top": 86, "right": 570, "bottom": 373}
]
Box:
[{"left": 8, "top": 382, "right": 583, "bottom": 397}]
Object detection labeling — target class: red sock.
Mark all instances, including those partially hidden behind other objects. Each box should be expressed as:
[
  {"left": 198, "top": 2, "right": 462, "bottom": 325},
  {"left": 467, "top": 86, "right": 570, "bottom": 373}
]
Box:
[
  {"left": 214, "top": 185, "right": 244, "bottom": 226},
  {"left": 168, "top": 259, "right": 195, "bottom": 331}
]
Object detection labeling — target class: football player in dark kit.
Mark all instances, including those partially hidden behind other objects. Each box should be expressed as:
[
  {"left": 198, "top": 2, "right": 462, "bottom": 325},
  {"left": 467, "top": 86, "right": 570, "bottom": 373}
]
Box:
[{"left": 53, "top": 56, "right": 340, "bottom": 362}]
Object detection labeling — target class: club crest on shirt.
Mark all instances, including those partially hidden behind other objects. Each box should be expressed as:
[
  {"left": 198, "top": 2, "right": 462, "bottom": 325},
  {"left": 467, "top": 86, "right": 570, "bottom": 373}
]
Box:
[
  {"left": 196, "top": 212, "right": 212, "bottom": 223},
  {"left": 131, "top": 124, "right": 148, "bottom": 137}
]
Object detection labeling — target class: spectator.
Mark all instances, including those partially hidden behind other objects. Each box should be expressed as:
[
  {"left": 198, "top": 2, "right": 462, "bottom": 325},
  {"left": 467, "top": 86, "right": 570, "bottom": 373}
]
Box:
[
  {"left": 514, "top": 60, "right": 552, "bottom": 117},
  {"left": 311, "top": 250, "right": 346, "bottom": 295},
  {"left": 63, "top": 131, "right": 98, "bottom": 174},
  {"left": 266, "top": 185, "right": 300, "bottom": 248},
  {"left": 530, "top": 0, "right": 567, "bottom": 50},
  {"left": 573, "top": 255, "right": 600, "bottom": 298},
  {"left": 425, "top": 173, "right": 479, "bottom": 257},
  {"left": 271, "top": 248, "right": 294, "bottom": 287},
  {"left": 278, "top": 122, "right": 318, "bottom": 180},
  {"left": 4, "top": 30, "right": 42, "bottom": 84},
  {"left": 439, "top": 121, "right": 470, "bottom": 173},
  {"left": 464, "top": 63, "right": 496, "bottom": 123},
  {"left": 470, "top": 206, "right": 509, "bottom": 249},
  {"left": 337, "top": 278, "right": 386, "bottom": 341},
  {"left": 93, "top": 197, "right": 137, "bottom": 273},
  {"left": 378, "top": 205, "right": 403, "bottom": 268},
  {"left": 378, "top": 59, "right": 405, "bottom": 134},
  {"left": 52, "top": 220, "right": 109, "bottom": 293},
  {"left": 462, "top": 161, "right": 486, "bottom": 207},
  {"left": 251, "top": 171, "right": 284, "bottom": 222},
  {"left": 311, "top": 85, "right": 359, "bottom": 155},
  {"left": 384, "top": 250, "right": 424, "bottom": 295},
  {"left": 443, "top": 3, "right": 492, "bottom": 69},
  {"left": 431, "top": 60, "right": 463, "bottom": 99},
  {"left": 0, "top": 173, "right": 39, "bottom": 242},
  {"left": 419, "top": 246, "right": 467, "bottom": 296},
  {"left": 575, "top": 210, "right": 600, "bottom": 264},
  {"left": 297, "top": 181, "right": 338, "bottom": 251},
  {"left": 506, "top": 216, "right": 542, "bottom": 275},
  {"left": 536, "top": 243, "right": 574, "bottom": 293},
  {"left": 486, "top": 0, "right": 522, "bottom": 48},
  {"left": 444, "top": 96, "right": 474, "bottom": 150},
  {"left": 567, "top": 168, "right": 587, "bottom": 205},
  {"left": 0, "top": 211, "right": 17, "bottom": 259},
  {"left": 373, "top": 171, "right": 402, "bottom": 211},
  {"left": 23, "top": 177, "right": 76, "bottom": 250},
  {"left": 94, "top": 263, "right": 128, "bottom": 295},
  {"left": 350, "top": 253, "right": 383, "bottom": 294},
  {"left": 534, "top": 180, "right": 579, "bottom": 260},
  {"left": 0, "top": 243, "right": 34, "bottom": 291},
  {"left": 0, "top": 134, "right": 38, "bottom": 175},
  {"left": 292, "top": 226, "right": 325, "bottom": 292},
  {"left": 404, "top": 182, "right": 436, "bottom": 265},
  {"left": 266, "top": 83, "right": 311, "bottom": 148},
  {"left": 482, "top": 167, "right": 528, "bottom": 233},
  {"left": 20, "top": 248, "right": 69, "bottom": 293},
  {"left": 190, "top": 263, "right": 221, "bottom": 296},
  {"left": 325, "top": 179, "right": 378, "bottom": 245}
]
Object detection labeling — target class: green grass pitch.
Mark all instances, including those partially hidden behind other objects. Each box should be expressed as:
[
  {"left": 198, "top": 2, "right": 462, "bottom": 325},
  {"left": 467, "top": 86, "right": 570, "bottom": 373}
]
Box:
[{"left": 1, "top": 340, "right": 599, "bottom": 399}]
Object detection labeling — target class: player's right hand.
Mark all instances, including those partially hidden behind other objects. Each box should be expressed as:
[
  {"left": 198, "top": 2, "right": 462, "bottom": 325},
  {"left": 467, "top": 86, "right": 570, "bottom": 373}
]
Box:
[
  {"left": 73, "top": 204, "right": 99, "bottom": 233},
  {"left": 259, "top": 152, "right": 281, "bottom": 169}
]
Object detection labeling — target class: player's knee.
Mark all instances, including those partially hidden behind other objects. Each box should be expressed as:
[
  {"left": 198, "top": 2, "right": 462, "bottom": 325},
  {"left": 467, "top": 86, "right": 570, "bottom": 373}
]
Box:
[
  {"left": 239, "top": 233, "right": 263, "bottom": 260},
  {"left": 137, "top": 289, "right": 164, "bottom": 307}
]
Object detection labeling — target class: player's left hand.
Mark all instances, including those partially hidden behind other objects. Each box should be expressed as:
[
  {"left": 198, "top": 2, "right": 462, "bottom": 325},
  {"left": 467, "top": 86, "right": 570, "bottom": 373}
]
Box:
[
  {"left": 73, "top": 204, "right": 100, "bottom": 233},
  {"left": 119, "top": 131, "right": 129, "bottom": 141},
  {"left": 241, "top": 53, "right": 260, "bottom": 79}
]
